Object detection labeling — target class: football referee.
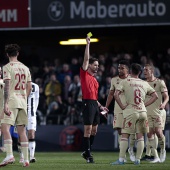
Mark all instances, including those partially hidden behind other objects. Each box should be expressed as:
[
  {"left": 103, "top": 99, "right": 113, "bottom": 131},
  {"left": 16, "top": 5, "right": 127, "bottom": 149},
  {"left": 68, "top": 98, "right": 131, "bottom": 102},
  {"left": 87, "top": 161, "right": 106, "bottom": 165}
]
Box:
[{"left": 80, "top": 36, "right": 108, "bottom": 163}]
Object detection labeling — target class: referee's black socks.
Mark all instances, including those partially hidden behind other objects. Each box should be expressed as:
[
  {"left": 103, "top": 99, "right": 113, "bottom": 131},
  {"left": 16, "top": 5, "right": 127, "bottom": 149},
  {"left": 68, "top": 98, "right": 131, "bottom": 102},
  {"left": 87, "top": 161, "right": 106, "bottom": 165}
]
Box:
[
  {"left": 83, "top": 137, "right": 91, "bottom": 157},
  {"left": 90, "top": 135, "right": 95, "bottom": 150}
]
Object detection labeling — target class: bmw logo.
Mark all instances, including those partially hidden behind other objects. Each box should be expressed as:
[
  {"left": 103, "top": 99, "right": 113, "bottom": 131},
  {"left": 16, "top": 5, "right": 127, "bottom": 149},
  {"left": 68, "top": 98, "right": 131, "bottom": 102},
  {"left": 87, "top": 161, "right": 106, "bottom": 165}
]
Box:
[{"left": 48, "top": 1, "right": 64, "bottom": 21}]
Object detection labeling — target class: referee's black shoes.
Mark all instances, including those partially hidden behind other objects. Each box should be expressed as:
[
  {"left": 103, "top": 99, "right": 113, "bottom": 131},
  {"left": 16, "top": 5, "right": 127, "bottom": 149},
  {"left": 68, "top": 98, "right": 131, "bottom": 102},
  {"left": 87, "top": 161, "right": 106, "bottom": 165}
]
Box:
[
  {"left": 81, "top": 151, "right": 88, "bottom": 160},
  {"left": 86, "top": 156, "right": 94, "bottom": 163},
  {"left": 81, "top": 151, "right": 94, "bottom": 163}
]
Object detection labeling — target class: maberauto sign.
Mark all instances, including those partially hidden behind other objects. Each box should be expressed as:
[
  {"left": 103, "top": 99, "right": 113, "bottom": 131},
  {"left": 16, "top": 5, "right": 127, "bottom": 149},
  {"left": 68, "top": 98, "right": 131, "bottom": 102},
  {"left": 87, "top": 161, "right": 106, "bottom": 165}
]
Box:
[
  {"left": 70, "top": 0, "right": 166, "bottom": 19},
  {"left": 31, "top": 0, "right": 170, "bottom": 28}
]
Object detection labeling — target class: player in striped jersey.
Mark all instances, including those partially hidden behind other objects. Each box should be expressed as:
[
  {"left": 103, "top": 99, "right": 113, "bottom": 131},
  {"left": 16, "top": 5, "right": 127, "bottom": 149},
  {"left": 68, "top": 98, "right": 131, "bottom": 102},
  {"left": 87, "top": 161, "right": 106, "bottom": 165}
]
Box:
[{"left": 27, "top": 82, "right": 39, "bottom": 163}]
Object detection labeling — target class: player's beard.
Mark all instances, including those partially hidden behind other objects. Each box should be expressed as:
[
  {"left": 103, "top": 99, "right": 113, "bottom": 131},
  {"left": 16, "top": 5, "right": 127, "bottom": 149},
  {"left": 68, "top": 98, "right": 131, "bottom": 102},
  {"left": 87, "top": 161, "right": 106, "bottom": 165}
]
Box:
[
  {"left": 119, "top": 72, "right": 124, "bottom": 77},
  {"left": 93, "top": 68, "right": 98, "bottom": 73},
  {"left": 94, "top": 69, "right": 98, "bottom": 73},
  {"left": 144, "top": 73, "right": 149, "bottom": 79},
  {"left": 90, "top": 67, "right": 98, "bottom": 73}
]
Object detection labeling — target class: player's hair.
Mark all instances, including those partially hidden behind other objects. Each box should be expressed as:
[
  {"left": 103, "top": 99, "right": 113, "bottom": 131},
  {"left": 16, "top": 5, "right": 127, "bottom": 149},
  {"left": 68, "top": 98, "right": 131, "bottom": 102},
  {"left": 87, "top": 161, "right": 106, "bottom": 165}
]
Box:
[
  {"left": 119, "top": 60, "right": 130, "bottom": 70},
  {"left": 89, "top": 57, "right": 98, "bottom": 64},
  {"left": 144, "top": 63, "right": 155, "bottom": 71},
  {"left": 5, "top": 44, "right": 21, "bottom": 57},
  {"left": 131, "top": 63, "right": 142, "bottom": 75}
]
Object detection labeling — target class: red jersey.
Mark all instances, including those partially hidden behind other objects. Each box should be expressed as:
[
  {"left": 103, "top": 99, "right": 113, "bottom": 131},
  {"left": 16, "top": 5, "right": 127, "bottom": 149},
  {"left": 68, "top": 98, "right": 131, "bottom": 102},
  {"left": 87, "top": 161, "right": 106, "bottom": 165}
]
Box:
[{"left": 80, "top": 68, "right": 99, "bottom": 100}]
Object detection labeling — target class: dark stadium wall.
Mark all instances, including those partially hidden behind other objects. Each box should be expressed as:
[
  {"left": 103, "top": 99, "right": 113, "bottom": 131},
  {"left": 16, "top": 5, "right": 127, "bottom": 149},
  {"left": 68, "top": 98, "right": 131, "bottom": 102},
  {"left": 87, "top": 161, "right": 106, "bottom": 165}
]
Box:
[
  {"left": 1, "top": 26, "right": 170, "bottom": 65},
  {"left": 35, "top": 124, "right": 170, "bottom": 152}
]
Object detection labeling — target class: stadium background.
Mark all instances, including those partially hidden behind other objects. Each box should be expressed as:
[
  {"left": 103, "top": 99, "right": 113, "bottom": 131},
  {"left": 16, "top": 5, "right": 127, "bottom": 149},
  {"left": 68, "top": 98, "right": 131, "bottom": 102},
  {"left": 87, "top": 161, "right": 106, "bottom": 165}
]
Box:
[{"left": 0, "top": 0, "right": 170, "bottom": 152}]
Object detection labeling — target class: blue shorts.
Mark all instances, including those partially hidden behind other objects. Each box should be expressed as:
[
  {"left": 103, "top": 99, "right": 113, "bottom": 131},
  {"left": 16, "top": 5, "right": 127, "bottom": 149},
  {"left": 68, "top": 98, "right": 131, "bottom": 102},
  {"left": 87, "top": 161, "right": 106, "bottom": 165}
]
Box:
[{"left": 10, "top": 126, "right": 19, "bottom": 138}]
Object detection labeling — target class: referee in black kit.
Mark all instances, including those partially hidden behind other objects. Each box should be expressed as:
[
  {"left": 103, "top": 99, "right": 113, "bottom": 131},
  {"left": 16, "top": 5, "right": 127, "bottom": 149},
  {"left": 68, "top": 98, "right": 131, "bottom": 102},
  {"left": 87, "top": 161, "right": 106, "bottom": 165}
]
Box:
[{"left": 80, "top": 34, "right": 108, "bottom": 163}]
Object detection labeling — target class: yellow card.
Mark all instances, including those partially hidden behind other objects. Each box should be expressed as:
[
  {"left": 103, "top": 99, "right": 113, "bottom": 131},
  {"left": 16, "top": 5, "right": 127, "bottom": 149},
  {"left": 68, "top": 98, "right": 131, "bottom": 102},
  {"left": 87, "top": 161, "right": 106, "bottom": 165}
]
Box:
[{"left": 87, "top": 32, "right": 93, "bottom": 38}]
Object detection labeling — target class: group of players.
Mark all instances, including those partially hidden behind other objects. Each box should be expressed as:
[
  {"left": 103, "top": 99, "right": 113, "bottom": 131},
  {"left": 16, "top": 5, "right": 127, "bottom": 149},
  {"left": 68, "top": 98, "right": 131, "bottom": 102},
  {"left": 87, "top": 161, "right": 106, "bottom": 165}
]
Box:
[
  {"left": 0, "top": 36, "right": 168, "bottom": 167},
  {"left": 80, "top": 35, "right": 169, "bottom": 165},
  {"left": 0, "top": 44, "right": 39, "bottom": 167}
]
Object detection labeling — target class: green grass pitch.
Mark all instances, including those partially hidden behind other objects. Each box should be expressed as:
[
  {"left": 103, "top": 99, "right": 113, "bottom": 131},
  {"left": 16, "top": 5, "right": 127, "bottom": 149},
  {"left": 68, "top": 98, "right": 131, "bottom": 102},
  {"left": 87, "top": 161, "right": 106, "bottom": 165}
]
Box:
[{"left": 0, "top": 152, "right": 170, "bottom": 170}]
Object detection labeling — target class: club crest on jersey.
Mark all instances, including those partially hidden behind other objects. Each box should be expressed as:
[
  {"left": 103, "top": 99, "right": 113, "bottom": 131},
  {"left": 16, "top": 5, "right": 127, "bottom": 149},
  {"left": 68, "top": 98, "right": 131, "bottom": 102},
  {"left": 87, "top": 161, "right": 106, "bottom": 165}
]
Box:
[{"left": 10, "top": 63, "right": 13, "bottom": 66}]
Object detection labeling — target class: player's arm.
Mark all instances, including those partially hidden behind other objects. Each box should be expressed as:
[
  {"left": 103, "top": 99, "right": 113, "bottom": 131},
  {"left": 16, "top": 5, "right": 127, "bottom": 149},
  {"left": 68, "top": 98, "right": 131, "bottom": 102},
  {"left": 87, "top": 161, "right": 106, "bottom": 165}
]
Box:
[
  {"left": 159, "top": 91, "right": 169, "bottom": 110},
  {"left": 82, "top": 37, "right": 90, "bottom": 71},
  {"left": 105, "top": 90, "right": 114, "bottom": 108},
  {"left": 26, "top": 81, "right": 32, "bottom": 97},
  {"left": 4, "top": 79, "right": 11, "bottom": 116},
  {"left": 145, "top": 92, "right": 158, "bottom": 107},
  {"left": 114, "top": 90, "right": 127, "bottom": 110},
  {"left": 4, "top": 79, "right": 9, "bottom": 105}
]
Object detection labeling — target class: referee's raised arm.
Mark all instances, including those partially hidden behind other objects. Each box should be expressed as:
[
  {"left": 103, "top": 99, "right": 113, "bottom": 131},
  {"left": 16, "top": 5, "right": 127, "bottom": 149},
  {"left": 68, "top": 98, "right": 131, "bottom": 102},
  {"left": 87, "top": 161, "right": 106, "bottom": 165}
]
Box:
[{"left": 82, "top": 37, "right": 90, "bottom": 71}]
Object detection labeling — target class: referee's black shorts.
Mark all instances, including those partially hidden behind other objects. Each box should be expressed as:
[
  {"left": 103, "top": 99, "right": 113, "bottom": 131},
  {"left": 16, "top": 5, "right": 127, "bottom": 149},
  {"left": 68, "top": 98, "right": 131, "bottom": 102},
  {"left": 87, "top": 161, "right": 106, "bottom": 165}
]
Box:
[{"left": 82, "top": 99, "right": 100, "bottom": 125}]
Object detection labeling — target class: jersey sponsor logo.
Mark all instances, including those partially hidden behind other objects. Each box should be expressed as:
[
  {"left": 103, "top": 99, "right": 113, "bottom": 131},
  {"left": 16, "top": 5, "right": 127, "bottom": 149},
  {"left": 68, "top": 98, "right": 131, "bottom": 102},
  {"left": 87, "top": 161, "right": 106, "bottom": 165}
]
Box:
[{"left": 132, "top": 105, "right": 142, "bottom": 110}]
